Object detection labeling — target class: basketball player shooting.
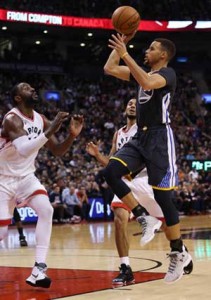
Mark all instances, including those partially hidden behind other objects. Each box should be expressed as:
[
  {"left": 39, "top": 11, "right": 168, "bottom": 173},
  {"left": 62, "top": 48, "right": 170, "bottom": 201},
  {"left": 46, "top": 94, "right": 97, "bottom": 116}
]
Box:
[{"left": 103, "top": 28, "right": 193, "bottom": 283}]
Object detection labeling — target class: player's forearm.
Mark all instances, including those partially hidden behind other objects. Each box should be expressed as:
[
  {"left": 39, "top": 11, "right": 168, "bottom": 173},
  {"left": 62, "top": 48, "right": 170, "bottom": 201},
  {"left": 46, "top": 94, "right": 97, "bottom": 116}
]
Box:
[
  {"left": 122, "top": 53, "right": 150, "bottom": 89},
  {"left": 104, "top": 49, "right": 120, "bottom": 73},
  {"left": 48, "top": 134, "right": 76, "bottom": 156},
  {"left": 94, "top": 152, "right": 110, "bottom": 167},
  {"left": 12, "top": 133, "right": 48, "bottom": 157}
]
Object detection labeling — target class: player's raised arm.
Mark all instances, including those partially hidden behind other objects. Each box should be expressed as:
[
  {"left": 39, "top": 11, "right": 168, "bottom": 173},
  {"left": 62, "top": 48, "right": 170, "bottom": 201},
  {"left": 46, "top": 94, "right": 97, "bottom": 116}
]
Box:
[
  {"left": 86, "top": 131, "right": 117, "bottom": 167},
  {"left": 44, "top": 114, "right": 84, "bottom": 156}
]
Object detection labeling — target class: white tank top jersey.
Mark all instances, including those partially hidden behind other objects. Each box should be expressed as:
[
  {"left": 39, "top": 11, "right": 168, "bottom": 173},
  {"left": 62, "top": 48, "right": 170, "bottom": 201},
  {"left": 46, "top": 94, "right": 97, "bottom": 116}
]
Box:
[
  {"left": 115, "top": 123, "right": 147, "bottom": 178},
  {"left": 0, "top": 107, "right": 45, "bottom": 177},
  {"left": 115, "top": 123, "right": 137, "bottom": 151}
]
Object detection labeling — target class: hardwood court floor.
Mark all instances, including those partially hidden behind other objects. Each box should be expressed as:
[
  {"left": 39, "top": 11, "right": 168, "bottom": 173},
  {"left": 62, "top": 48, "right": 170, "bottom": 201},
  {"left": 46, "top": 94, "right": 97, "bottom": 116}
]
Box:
[{"left": 1, "top": 214, "right": 211, "bottom": 300}]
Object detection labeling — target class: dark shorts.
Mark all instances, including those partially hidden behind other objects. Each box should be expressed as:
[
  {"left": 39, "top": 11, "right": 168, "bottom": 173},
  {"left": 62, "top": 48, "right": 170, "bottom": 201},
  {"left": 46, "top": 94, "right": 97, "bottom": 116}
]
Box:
[{"left": 111, "top": 125, "right": 178, "bottom": 189}]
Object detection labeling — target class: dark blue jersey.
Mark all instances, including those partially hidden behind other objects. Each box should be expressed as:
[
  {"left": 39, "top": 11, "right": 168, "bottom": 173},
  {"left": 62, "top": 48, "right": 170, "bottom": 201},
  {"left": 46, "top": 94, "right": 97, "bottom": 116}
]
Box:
[{"left": 137, "top": 67, "right": 176, "bottom": 128}]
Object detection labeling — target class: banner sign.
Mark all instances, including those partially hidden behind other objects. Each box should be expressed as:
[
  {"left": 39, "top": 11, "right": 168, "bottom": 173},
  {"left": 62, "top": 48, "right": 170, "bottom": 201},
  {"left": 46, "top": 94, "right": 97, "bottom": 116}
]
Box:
[
  {"left": 191, "top": 160, "right": 211, "bottom": 172},
  {"left": 0, "top": 9, "right": 210, "bottom": 31},
  {"left": 15, "top": 197, "right": 112, "bottom": 223}
]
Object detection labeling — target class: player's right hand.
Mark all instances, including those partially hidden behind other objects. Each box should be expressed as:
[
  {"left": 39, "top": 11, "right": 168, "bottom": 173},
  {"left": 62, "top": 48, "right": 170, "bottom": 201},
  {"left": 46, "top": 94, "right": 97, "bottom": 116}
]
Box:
[{"left": 86, "top": 142, "right": 99, "bottom": 157}]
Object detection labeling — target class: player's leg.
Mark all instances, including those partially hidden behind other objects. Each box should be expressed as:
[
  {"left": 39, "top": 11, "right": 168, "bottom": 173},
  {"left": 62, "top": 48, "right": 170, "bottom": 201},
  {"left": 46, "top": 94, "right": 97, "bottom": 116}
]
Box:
[
  {"left": 147, "top": 126, "right": 192, "bottom": 283},
  {"left": 13, "top": 207, "right": 28, "bottom": 246},
  {"left": 0, "top": 189, "right": 15, "bottom": 241},
  {"left": 104, "top": 143, "right": 161, "bottom": 246},
  {"left": 126, "top": 175, "right": 163, "bottom": 245},
  {"left": 26, "top": 194, "right": 53, "bottom": 288},
  {"left": 16, "top": 174, "right": 53, "bottom": 288},
  {"left": 111, "top": 199, "right": 135, "bottom": 286}
]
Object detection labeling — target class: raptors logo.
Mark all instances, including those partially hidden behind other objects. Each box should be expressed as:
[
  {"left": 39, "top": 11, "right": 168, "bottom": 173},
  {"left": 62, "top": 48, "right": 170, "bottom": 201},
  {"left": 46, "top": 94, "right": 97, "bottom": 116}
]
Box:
[{"left": 138, "top": 87, "right": 154, "bottom": 104}]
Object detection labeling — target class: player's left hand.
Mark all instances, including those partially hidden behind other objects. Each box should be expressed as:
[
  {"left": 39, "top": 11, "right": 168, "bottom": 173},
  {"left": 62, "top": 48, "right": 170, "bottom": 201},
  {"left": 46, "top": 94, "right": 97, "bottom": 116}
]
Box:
[{"left": 69, "top": 114, "right": 84, "bottom": 138}]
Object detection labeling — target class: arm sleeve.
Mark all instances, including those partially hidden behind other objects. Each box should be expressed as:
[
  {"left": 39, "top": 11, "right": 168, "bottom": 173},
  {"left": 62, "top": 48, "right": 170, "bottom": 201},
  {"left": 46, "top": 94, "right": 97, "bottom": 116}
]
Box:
[{"left": 12, "top": 133, "right": 48, "bottom": 157}]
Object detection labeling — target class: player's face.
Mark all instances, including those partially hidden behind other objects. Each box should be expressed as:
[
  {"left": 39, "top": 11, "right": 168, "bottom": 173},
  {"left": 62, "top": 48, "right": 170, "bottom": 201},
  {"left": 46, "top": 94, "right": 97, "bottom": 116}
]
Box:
[
  {"left": 125, "top": 98, "right": 136, "bottom": 119},
  {"left": 144, "top": 41, "right": 165, "bottom": 66},
  {"left": 17, "top": 82, "right": 39, "bottom": 107}
]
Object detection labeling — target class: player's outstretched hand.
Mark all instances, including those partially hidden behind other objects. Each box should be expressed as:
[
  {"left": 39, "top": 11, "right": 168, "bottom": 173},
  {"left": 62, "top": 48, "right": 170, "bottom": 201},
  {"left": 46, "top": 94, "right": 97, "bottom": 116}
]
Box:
[
  {"left": 45, "top": 112, "right": 69, "bottom": 138},
  {"left": 69, "top": 114, "right": 84, "bottom": 138},
  {"left": 86, "top": 141, "right": 99, "bottom": 157}
]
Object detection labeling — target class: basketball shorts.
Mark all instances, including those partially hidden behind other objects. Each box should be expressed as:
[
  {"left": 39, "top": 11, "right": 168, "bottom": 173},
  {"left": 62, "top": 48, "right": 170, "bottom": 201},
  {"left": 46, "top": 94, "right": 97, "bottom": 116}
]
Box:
[
  {"left": 111, "top": 173, "right": 164, "bottom": 218},
  {"left": 111, "top": 125, "right": 178, "bottom": 189},
  {"left": 0, "top": 173, "right": 47, "bottom": 224}
]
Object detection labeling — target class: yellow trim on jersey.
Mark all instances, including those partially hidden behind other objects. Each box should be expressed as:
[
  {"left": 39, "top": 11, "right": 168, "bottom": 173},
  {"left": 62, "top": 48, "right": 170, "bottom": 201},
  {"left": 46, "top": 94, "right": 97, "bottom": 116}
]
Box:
[
  {"left": 109, "top": 156, "right": 128, "bottom": 167},
  {"left": 152, "top": 186, "right": 177, "bottom": 191}
]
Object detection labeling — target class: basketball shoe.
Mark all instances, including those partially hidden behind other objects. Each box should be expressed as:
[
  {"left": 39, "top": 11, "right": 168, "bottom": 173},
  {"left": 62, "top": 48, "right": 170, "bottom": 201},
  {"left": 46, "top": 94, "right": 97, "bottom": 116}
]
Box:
[
  {"left": 26, "top": 262, "right": 51, "bottom": 288},
  {"left": 112, "top": 264, "right": 135, "bottom": 287},
  {"left": 137, "top": 215, "right": 162, "bottom": 246},
  {"left": 164, "top": 246, "right": 192, "bottom": 284},
  {"left": 19, "top": 235, "right": 28, "bottom": 247}
]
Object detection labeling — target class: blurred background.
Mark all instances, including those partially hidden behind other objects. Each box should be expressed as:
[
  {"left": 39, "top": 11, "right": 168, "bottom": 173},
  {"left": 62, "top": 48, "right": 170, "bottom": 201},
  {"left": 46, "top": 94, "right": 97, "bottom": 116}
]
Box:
[{"left": 0, "top": 0, "right": 210, "bottom": 222}]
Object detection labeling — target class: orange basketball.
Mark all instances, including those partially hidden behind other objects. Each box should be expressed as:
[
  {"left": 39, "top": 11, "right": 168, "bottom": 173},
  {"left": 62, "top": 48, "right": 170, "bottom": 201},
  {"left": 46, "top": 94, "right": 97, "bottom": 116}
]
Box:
[{"left": 111, "top": 6, "right": 140, "bottom": 35}]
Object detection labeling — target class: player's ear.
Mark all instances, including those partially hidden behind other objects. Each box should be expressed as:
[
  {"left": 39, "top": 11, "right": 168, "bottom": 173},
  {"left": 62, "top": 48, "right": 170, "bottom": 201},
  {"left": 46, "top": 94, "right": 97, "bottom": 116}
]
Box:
[
  {"left": 14, "top": 95, "right": 22, "bottom": 104},
  {"left": 161, "top": 51, "right": 168, "bottom": 60}
]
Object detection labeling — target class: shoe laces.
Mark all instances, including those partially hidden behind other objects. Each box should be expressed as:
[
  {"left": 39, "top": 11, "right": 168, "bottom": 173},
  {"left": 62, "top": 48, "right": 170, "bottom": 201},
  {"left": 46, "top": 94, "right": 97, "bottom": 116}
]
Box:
[
  {"left": 166, "top": 252, "right": 180, "bottom": 274},
  {"left": 139, "top": 217, "right": 147, "bottom": 236},
  {"left": 35, "top": 262, "right": 47, "bottom": 273}
]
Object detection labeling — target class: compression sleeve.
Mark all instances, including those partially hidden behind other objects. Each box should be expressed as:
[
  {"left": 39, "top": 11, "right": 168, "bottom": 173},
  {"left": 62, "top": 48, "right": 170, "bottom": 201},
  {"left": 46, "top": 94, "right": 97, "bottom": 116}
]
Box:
[{"left": 12, "top": 133, "right": 48, "bottom": 157}]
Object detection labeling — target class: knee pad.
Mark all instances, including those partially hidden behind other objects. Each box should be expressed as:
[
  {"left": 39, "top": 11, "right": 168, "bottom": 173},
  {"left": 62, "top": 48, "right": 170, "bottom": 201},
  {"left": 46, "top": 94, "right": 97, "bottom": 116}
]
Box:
[
  {"left": 153, "top": 189, "right": 179, "bottom": 226},
  {"left": 104, "top": 160, "right": 127, "bottom": 185},
  {"left": 104, "top": 160, "right": 131, "bottom": 199}
]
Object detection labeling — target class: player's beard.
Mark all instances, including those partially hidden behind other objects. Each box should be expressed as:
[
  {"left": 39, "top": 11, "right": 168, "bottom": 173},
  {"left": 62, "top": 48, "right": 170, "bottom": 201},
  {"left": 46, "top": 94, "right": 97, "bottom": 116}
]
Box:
[
  {"left": 24, "top": 94, "right": 40, "bottom": 108},
  {"left": 127, "top": 114, "right": 136, "bottom": 120}
]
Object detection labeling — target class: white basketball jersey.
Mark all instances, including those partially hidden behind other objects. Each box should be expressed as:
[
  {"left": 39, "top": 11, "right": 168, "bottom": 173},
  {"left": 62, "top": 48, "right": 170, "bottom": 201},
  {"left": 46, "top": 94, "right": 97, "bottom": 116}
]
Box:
[
  {"left": 115, "top": 123, "right": 147, "bottom": 178},
  {"left": 116, "top": 123, "right": 137, "bottom": 150},
  {"left": 0, "top": 107, "right": 45, "bottom": 176}
]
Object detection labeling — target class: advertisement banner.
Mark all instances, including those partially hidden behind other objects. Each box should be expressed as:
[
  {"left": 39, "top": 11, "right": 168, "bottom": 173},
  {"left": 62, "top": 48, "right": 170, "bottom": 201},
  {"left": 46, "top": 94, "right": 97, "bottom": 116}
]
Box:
[{"left": 0, "top": 9, "right": 210, "bottom": 31}]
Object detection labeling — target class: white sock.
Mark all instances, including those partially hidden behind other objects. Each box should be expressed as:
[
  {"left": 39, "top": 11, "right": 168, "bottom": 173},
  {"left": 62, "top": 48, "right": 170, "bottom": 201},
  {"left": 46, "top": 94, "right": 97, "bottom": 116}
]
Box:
[
  {"left": 28, "top": 195, "right": 53, "bottom": 264},
  {"left": 120, "top": 256, "right": 130, "bottom": 266},
  {"left": 35, "top": 245, "right": 49, "bottom": 264}
]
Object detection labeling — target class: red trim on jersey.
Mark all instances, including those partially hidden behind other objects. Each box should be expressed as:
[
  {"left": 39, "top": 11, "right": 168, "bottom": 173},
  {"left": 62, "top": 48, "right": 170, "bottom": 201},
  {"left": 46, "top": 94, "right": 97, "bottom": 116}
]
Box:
[
  {"left": 0, "top": 219, "right": 12, "bottom": 226},
  {"left": 28, "top": 189, "right": 48, "bottom": 198},
  {"left": 111, "top": 202, "right": 131, "bottom": 212},
  {"left": 13, "top": 107, "right": 34, "bottom": 121}
]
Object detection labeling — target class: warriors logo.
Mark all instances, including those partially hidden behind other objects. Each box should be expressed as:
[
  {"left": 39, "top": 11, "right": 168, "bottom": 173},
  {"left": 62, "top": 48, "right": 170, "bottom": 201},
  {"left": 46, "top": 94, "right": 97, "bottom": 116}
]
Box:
[{"left": 138, "top": 87, "right": 154, "bottom": 104}]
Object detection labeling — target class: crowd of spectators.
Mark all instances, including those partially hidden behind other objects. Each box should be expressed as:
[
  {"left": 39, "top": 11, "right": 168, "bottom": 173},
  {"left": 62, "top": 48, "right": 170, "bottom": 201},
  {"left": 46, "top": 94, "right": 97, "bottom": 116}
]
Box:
[
  {"left": 0, "top": 0, "right": 211, "bottom": 20},
  {"left": 0, "top": 69, "right": 210, "bottom": 219}
]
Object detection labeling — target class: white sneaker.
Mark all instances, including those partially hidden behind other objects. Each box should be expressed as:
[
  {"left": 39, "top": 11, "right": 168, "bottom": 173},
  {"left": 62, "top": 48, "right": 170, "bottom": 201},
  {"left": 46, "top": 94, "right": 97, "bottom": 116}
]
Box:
[
  {"left": 137, "top": 215, "right": 162, "bottom": 246},
  {"left": 164, "top": 247, "right": 192, "bottom": 284},
  {"left": 26, "top": 262, "right": 51, "bottom": 288}
]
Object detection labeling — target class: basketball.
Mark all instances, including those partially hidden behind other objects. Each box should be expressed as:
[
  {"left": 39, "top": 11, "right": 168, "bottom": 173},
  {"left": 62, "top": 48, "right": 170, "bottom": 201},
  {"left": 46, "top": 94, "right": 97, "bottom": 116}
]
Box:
[{"left": 111, "top": 6, "right": 140, "bottom": 35}]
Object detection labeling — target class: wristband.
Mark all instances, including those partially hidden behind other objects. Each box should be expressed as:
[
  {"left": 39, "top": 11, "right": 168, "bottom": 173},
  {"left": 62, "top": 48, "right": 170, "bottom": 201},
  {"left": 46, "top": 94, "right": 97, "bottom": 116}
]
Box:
[{"left": 121, "top": 52, "right": 128, "bottom": 59}]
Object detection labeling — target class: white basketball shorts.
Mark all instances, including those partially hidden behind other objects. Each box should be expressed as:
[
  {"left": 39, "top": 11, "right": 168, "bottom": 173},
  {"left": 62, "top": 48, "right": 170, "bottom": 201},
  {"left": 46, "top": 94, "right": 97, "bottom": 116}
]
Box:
[
  {"left": 0, "top": 173, "right": 47, "bottom": 225},
  {"left": 111, "top": 175, "right": 164, "bottom": 219}
]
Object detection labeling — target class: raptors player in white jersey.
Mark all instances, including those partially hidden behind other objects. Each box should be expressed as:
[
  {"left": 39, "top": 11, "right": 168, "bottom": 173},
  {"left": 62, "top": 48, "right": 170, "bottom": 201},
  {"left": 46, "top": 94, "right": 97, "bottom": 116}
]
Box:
[
  {"left": 0, "top": 82, "right": 83, "bottom": 288},
  {"left": 86, "top": 98, "right": 164, "bottom": 286}
]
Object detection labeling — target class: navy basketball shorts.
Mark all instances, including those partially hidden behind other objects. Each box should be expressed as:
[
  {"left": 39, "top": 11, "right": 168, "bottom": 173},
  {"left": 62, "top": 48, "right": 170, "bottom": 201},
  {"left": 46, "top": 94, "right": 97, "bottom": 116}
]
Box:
[{"left": 111, "top": 125, "right": 178, "bottom": 189}]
